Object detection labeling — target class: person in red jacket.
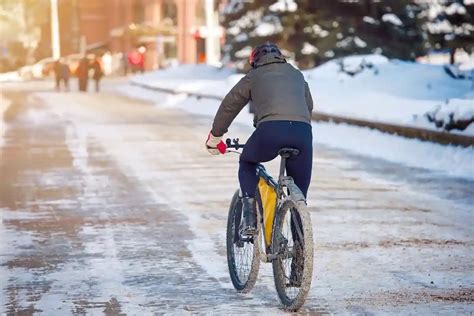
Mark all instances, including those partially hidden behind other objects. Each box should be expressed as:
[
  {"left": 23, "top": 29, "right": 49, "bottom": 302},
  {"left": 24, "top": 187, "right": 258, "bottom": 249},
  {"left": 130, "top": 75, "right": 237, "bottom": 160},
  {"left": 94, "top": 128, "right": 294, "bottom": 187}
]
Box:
[{"left": 128, "top": 48, "right": 145, "bottom": 73}]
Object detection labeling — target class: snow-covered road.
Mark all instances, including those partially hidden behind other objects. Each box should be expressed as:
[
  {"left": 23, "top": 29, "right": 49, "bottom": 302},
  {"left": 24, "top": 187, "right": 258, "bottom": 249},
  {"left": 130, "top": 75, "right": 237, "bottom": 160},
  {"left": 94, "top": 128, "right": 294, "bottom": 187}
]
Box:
[{"left": 1, "top": 81, "right": 473, "bottom": 314}]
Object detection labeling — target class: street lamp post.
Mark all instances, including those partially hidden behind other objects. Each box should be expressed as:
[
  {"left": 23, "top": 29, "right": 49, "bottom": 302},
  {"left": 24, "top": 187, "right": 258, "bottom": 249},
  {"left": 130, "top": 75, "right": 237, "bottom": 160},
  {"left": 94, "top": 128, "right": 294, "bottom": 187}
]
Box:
[
  {"left": 50, "top": 0, "right": 60, "bottom": 59},
  {"left": 204, "top": 0, "right": 221, "bottom": 66}
]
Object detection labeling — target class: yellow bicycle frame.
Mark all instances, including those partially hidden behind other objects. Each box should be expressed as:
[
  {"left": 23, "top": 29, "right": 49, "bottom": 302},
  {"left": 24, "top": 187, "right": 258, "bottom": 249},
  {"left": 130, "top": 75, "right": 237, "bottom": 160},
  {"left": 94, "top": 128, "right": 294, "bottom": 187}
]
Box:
[{"left": 258, "top": 177, "right": 277, "bottom": 247}]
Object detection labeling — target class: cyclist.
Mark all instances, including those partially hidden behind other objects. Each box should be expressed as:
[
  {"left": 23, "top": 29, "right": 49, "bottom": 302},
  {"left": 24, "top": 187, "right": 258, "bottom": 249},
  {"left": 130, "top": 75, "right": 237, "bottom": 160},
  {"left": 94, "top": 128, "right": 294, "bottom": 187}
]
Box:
[{"left": 206, "top": 43, "right": 314, "bottom": 235}]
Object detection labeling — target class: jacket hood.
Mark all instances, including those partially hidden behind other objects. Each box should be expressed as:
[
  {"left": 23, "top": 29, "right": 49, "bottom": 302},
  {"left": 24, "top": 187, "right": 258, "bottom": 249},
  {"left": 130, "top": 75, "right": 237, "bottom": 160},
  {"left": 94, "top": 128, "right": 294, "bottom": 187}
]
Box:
[{"left": 253, "top": 53, "right": 286, "bottom": 68}]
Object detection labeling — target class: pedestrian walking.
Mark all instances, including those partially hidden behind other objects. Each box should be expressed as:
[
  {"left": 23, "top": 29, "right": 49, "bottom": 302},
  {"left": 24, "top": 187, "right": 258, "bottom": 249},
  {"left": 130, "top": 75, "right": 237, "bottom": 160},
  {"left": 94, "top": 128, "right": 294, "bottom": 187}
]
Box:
[
  {"left": 60, "top": 60, "right": 70, "bottom": 92},
  {"left": 53, "top": 59, "right": 61, "bottom": 91},
  {"left": 91, "top": 56, "right": 103, "bottom": 92},
  {"left": 128, "top": 48, "right": 145, "bottom": 74},
  {"left": 77, "top": 57, "right": 89, "bottom": 92}
]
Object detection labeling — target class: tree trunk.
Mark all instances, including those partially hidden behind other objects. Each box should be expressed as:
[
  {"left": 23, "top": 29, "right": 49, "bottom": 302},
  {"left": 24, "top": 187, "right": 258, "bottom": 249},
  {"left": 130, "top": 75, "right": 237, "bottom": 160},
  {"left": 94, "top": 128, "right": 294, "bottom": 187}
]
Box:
[{"left": 450, "top": 48, "right": 456, "bottom": 65}]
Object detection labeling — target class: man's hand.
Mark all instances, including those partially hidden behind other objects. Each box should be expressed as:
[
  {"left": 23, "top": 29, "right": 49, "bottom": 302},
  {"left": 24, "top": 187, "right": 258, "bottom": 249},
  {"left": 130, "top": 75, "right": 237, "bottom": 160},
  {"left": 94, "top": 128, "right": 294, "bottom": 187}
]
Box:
[{"left": 205, "top": 132, "right": 227, "bottom": 155}]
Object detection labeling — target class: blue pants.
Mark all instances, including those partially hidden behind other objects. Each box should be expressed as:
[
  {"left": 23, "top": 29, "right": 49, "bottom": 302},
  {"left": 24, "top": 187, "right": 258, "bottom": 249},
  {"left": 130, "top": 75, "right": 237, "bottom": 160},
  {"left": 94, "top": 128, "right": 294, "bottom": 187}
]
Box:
[{"left": 239, "top": 121, "right": 313, "bottom": 198}]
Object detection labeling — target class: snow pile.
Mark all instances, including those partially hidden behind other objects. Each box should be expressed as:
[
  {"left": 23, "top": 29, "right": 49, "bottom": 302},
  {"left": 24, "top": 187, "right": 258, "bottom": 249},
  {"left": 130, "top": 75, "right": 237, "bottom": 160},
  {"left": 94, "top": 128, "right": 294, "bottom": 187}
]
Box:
[
  {"left": 420, "top": 99, "right": 474, "bottom": 133},
  {"left": 304, "top": 55, "right": 474, "bottom": 134},
  {"left": 131, "top": 64, "right": 234, "bottom": 97},
  {"left": 0, "top": 71, "right": 21, "bottom": 83}
]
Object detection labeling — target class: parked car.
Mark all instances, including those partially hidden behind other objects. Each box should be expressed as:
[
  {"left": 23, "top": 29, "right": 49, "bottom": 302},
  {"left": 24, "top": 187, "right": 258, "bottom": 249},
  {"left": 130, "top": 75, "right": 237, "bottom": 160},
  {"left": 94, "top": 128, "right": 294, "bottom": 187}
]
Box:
[{"left": 19, "top": 57, "right": 56, "bottom": 80}]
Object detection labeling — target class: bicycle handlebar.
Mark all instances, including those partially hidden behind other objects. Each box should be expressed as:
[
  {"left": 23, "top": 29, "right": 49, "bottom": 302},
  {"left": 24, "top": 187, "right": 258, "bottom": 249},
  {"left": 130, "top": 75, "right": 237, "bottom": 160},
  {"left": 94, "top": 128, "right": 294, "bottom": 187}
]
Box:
[{"left": 225, "top": 138, "right": 245, "bottom": 150}]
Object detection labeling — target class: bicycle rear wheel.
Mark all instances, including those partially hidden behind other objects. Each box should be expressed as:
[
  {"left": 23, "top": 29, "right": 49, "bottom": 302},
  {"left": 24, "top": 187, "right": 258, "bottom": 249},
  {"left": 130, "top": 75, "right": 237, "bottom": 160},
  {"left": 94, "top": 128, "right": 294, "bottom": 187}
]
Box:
[
  {"left": 226, "top": 190, "right": 260, "bottom": 292},
  {"left": 272, "top": 199, "right": 313, "bottom": 311}
]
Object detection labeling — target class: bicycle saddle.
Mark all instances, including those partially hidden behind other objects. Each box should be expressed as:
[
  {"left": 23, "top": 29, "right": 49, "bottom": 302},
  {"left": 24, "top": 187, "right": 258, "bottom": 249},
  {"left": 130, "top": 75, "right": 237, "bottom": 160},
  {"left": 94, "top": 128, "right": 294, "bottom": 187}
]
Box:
[{"left": 278, "top": 148, "right": 300, "bottom": 157}]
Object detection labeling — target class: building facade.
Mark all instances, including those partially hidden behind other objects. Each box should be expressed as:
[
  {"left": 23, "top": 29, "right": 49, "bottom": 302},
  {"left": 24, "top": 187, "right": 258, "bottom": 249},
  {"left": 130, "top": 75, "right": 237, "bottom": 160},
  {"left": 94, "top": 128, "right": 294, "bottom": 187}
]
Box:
[{"left": 51, "top": 0, "right": 223, "bottom": 70}]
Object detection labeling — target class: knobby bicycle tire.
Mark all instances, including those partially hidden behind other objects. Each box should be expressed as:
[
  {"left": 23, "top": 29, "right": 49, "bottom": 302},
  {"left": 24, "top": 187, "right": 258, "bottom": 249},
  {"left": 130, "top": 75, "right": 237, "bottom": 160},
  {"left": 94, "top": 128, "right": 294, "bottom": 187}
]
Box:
[
  {"left": 272, "top": 199, "right": 313, "bottom": 311},
  {"left": 226, "top": 190, "right": 260, "bottom": 293}
]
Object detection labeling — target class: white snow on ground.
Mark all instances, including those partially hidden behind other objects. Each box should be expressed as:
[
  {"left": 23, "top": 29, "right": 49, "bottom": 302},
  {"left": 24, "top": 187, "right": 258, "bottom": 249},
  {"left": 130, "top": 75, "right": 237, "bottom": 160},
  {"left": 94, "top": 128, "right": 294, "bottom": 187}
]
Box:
[
  {"left": 118, "top": 84, "right": 474, "bottom": 180},
  {"left": 416, "top": 98, "right": 474, "bottom": 133},
  {"left": 31, "top": 88, "right": 474, "bottom": 314},
  {"left": 0, "top": 71, "right": 21, "bottom": 83},
  {"left": 304, "top": 55, "right": 473, "bottom": 134},
  {"left": 131, "top": 55, "right": 474, "bottom": 135}
]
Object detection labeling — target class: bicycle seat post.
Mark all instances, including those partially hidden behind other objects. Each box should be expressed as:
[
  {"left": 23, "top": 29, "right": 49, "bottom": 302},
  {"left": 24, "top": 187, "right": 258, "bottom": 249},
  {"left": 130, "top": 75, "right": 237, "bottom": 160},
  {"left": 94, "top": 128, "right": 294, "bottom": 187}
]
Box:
[
  {"left": 279, "top": 155, "right": 287, "bottom": 181},
  {"left": 277, "top": 148, "right": 299, "bottom": 182}
]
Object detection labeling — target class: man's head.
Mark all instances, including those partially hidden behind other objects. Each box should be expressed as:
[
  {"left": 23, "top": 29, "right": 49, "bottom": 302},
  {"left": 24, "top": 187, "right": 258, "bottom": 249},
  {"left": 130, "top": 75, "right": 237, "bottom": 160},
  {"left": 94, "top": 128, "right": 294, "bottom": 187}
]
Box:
[{"left": 249, "top": 43, "right": 283, "bottom": 68}]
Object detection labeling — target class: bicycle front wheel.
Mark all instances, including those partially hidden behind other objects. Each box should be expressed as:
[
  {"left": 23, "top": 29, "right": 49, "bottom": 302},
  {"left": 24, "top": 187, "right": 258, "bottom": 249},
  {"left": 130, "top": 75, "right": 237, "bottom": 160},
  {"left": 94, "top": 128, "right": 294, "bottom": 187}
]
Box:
[
  {"left": 272, "top": 199, "right": 313, "bottom": 311},
  {"left": 226, "top": 190, "right": 260, "bottom": 293}
]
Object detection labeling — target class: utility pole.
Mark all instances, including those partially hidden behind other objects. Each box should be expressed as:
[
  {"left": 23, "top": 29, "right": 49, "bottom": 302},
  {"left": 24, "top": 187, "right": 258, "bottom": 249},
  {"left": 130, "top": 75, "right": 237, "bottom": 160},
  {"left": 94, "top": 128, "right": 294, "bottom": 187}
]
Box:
[
  {"left": 204, "top": 0, "right": 220, "bottom": 65},
  {"left": 50, "top": 0, "right": 60, "bottom": 59}
]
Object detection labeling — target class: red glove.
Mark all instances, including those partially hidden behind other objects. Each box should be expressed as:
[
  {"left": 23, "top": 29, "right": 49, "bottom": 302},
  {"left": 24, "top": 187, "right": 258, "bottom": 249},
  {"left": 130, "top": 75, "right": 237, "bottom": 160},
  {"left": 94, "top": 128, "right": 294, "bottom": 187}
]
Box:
[{"left": 205, "top": 132, "right": 226, "bottom": 155}]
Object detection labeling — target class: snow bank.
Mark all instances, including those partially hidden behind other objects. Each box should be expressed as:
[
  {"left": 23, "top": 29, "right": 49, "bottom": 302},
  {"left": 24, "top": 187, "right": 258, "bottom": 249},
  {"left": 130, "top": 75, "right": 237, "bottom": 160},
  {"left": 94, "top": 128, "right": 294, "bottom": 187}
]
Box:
[
  {"left": 417, "top": 99, "right": 474, "bottom": 134},
  {"left": 131, "top": 64, "right": 234, "bottom": 97},
  {"left": 0, "top": 71, "right": 21, "bottom": 83},
  {"left": 304, "top": 55, "right": 473, "bottom": 134}
]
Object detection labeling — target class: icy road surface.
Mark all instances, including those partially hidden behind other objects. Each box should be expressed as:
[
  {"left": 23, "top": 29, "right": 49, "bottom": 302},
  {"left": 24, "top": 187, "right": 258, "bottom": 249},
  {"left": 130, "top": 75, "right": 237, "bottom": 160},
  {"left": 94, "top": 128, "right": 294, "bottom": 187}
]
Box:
[{"left": 1, "top": 81, "right": 473, "bottom": 314}]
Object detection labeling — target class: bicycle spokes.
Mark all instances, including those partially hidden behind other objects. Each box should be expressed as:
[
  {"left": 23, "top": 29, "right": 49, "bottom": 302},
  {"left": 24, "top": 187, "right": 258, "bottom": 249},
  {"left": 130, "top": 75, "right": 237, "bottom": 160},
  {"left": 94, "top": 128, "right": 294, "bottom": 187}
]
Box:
[
  {"left": 227, "top": 191, "right": 260, "bottom": 292},
  {"left": 280, "top": 209, "right": 305, "bottom": 293}
]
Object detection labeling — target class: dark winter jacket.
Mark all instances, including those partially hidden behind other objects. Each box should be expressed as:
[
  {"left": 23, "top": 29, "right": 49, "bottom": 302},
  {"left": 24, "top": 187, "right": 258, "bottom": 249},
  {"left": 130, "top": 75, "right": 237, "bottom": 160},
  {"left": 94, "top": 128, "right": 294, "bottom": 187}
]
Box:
[
  {"left": 61, "top": 63, "right": 70, "bottom": 79},
  {"left": 77, "top": 58, "right": 89, "bottom": 79},
  {"left": 91, "top": 60, "right": 103, "bottom": 80},
  {"left": 211, "top": 53, "right": 314, "bottom": 137}
]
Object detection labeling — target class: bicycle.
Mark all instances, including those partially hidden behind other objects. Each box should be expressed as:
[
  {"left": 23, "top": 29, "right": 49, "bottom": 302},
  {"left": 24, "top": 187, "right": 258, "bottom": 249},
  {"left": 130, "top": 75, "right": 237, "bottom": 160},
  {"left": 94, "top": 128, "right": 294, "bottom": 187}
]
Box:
[{"left": 225, "top": 138, "right": 314, "bottom": 311}]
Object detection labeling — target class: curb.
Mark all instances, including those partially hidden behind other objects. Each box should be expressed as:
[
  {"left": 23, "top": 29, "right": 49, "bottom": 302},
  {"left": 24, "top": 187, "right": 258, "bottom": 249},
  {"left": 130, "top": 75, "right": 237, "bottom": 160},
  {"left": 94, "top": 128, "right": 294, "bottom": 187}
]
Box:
[{"left": 131, "top": 81, "right": 474, "bottom": 148}]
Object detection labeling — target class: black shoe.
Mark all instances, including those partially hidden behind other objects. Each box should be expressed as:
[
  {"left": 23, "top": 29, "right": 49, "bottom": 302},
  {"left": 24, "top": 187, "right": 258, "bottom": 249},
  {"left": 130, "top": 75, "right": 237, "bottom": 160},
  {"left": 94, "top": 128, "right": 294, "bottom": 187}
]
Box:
[{"left": 241, "top": 197, "right": 257, "bottom": 236}]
